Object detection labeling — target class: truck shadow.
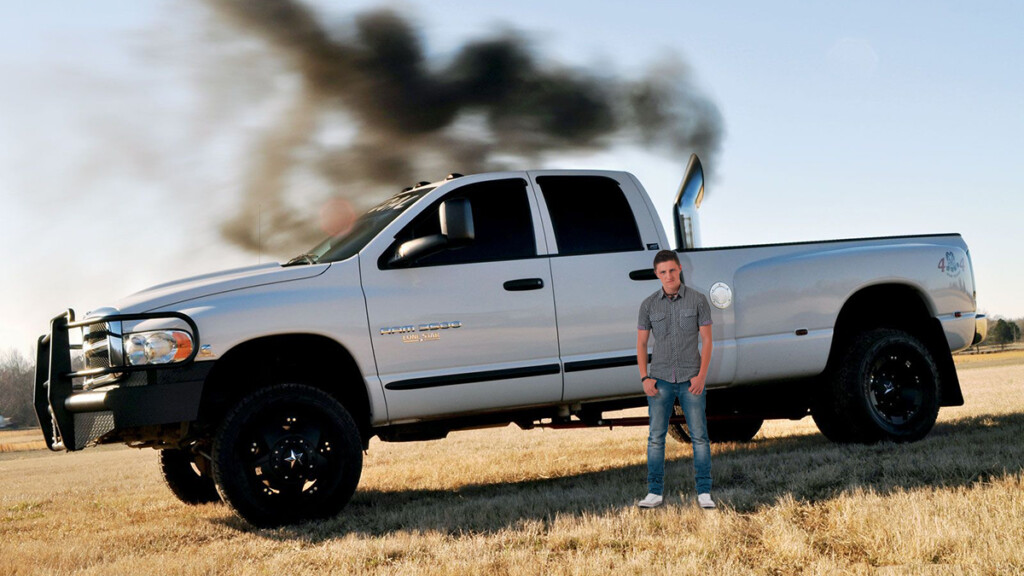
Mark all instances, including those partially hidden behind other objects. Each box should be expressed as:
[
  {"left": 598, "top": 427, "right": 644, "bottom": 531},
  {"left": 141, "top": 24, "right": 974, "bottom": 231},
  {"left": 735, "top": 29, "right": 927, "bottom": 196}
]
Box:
[{"left": 225, "top": 411, "right": 1024, "bottom": 539}]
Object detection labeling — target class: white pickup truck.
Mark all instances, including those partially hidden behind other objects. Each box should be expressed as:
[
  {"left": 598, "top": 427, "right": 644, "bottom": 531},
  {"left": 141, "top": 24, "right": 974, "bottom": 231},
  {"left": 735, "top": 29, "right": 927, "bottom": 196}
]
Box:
[{"left": 35, "top": 156, "right": 985, "bottom": 526}]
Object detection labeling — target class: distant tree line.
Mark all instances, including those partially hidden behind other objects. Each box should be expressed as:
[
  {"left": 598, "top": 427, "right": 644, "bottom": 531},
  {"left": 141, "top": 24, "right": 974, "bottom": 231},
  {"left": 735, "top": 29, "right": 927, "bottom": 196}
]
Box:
[
  {"left": 987, "top": 318, "right": 1023, "bottom": 349},
  {"left": 0, "top": 349, "right": 34, "bottom": 428}
]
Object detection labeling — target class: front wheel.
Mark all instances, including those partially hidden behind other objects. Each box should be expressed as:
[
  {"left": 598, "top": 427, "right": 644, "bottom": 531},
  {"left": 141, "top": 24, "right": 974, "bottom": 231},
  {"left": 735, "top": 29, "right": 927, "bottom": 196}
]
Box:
[
  {"left": 813, "top": 328, "right": 941, "bottom": 443},
  {"left": 212, "top": 384, "right": 363, "bottom": 527},
  {"left": 160, "top": 448, "right": 220, "bottom": 505}
]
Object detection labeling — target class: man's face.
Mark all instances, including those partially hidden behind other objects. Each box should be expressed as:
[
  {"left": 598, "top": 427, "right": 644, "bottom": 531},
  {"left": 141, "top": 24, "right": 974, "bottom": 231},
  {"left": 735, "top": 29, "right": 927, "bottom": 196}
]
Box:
[{"left": 655, "top": 260, "right": 682, "bottom": 293}]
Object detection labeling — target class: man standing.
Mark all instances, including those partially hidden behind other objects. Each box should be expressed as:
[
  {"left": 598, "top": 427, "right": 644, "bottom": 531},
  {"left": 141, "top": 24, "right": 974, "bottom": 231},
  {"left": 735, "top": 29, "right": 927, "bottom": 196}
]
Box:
[{"left": 636, "top": 250, "right": 715, "bottom": 509}]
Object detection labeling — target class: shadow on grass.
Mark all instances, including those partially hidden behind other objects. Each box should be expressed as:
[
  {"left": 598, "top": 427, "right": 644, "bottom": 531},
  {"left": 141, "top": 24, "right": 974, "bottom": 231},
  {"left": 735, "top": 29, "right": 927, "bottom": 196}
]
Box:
[{"left": 226, "top": 411, "right": 1024, "bottom": 539}]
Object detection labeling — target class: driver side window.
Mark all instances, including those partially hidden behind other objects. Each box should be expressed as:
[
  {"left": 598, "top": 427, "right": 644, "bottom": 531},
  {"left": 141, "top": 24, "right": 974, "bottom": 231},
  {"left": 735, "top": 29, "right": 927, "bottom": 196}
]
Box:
[{"left": 386, "top": 178, "right": 537, "bottom": 267}]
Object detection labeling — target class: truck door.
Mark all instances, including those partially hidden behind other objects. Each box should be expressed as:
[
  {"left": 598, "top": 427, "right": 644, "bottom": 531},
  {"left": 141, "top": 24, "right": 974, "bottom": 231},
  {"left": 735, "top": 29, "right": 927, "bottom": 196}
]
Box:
[
  {"left": 531, "top": 173, "right": 667, "bottom": 402},
  {"left": 360, "top": 176, "right": 561, "bottom": 422}
]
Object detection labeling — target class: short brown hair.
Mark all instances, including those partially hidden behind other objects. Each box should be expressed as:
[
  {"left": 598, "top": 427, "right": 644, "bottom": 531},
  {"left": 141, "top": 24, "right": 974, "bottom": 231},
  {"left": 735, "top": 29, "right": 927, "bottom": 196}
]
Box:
[{"left": 652, "top": 249, "right": 680, "bottom": 268}]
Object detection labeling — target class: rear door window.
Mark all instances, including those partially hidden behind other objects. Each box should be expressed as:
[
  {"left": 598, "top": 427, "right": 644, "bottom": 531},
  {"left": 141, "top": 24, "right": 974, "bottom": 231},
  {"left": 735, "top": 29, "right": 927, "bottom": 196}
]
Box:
[{"left": 536, "top": 176, "right": 643, "bottom": 255}]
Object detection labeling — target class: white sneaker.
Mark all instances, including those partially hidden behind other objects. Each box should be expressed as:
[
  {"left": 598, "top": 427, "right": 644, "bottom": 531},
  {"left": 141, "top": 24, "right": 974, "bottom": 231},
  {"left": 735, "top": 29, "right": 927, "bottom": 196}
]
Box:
[
  {"left": 637, "top": 493, "right": 664, "bottom": 508},
  {"left": 697, "top": 493, "right": 716, "bottom": 509}
]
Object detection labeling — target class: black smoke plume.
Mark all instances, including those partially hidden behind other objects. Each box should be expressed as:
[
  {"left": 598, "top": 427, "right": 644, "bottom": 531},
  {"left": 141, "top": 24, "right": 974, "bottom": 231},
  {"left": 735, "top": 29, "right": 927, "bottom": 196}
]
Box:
[{"left": 206, "top": 0, "right": 723, "bottom": 254}]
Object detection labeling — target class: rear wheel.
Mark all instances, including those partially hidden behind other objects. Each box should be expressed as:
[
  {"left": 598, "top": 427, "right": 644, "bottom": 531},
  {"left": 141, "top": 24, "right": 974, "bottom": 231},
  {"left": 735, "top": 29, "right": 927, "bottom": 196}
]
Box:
[
  {"left": 212, "top": 384, "right": 363, "bottom": 527},
  {"left": 813, "top": 328, "right": 940, "bottom": 443},
  {"left": 160, "top": 448, "right": 220, "bottom": 505}
]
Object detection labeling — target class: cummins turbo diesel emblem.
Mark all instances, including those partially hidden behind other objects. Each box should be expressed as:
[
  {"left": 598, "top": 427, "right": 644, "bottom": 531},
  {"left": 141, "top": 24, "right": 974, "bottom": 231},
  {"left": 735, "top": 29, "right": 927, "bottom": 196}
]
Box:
[{"left": 380, "top": 321, "right": 462, "bottom": 336}]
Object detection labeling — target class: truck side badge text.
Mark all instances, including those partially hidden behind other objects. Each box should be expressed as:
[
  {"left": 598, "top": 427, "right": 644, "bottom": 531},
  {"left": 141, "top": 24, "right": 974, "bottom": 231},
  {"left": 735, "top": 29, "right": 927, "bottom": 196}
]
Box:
[{"left": 380, "top": 321, "right": 462, "bottom": 343}]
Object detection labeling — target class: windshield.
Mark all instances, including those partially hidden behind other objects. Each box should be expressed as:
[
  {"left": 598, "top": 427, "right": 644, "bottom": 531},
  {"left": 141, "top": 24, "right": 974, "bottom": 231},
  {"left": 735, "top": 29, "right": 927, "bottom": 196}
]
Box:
[{"left": 295, "top": 187, "right": 434, "bottom": 265}]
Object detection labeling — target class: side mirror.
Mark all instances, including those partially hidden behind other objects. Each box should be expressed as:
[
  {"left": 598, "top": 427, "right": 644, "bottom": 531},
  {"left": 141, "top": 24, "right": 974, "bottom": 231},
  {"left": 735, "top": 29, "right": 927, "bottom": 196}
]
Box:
[
  {"left": 440, "top": 197, "right": 474, "bottom": 246},
  {"left": 389, "top": 198, "right": 475, "bottom": 267},
  {"left": 389, "top": 234, "right": 448, "bottom": 267}
]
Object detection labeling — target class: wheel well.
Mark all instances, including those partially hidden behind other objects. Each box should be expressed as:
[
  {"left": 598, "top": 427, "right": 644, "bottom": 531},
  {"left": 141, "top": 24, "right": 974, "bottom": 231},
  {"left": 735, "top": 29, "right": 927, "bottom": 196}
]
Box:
[
  {"left": 834, "top": 284, "right": 934, "bottom": 336},
  {"left": 198, "top": 335, "right": 372, "bottom": 445},
  {"left": 829, "top": 284, "right": 963, "bottom": 406}
]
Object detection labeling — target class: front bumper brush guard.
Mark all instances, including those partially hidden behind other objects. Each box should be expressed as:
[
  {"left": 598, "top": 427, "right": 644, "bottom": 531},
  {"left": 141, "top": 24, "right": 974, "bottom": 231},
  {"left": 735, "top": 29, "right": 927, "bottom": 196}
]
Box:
[{"left": 34, "top": 309, "right": 200, "bottom": 451}]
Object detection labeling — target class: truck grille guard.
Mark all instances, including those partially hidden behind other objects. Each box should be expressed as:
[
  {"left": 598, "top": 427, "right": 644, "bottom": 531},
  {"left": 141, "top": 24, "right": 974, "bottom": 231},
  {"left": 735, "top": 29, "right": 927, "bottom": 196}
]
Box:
[{"left": 34, "top": 309, "right": 200, "bottom": 451}]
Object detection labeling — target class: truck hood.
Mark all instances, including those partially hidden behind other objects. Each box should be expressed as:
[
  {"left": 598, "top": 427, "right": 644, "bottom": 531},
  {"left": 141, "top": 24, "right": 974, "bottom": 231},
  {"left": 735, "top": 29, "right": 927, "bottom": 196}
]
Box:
[{"left": 112, "top": 262, "right": 330, "bottom": 314}]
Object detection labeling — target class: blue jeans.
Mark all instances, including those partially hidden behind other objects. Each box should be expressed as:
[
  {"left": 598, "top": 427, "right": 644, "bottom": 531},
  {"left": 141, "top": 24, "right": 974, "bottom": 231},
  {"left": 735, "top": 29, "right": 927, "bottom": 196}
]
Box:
[{"left": 647, "top": 378, "right": 712, "bottom": 495}]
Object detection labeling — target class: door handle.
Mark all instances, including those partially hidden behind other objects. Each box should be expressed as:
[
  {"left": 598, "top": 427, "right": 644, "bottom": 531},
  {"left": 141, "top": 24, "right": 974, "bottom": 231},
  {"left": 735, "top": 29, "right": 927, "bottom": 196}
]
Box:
[
  {"left": 503, "top": 278, "right": 545, "bottom": 291},
  {"left": 629, "top": 269, "right": 657, "bottom": 281}
]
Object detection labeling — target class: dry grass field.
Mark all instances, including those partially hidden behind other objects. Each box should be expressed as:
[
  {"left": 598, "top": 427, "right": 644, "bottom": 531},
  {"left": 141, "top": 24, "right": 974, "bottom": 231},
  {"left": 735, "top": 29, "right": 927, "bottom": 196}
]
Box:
[
  {"left": 0, "top": 429, "right": 47, "bottom": 453},
  {"left": 2, "top": 352, "right": 1022, "bottom": 575}
]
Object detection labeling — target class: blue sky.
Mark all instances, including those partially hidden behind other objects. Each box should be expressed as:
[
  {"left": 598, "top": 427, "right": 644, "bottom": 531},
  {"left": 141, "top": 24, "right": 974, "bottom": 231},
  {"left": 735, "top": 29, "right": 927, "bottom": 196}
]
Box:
[{"left": 1, "top": 0, "right": 1021, "bottom": 352}]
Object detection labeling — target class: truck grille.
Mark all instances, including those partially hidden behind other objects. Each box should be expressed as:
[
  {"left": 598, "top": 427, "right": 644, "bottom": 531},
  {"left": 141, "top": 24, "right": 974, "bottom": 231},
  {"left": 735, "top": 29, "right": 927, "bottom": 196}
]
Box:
[
  {"left": 80, "top": 322, "right": 123, "bottom": 389},
  {"left": 83, "top": 326, "right": 110, "bottom": 368}
]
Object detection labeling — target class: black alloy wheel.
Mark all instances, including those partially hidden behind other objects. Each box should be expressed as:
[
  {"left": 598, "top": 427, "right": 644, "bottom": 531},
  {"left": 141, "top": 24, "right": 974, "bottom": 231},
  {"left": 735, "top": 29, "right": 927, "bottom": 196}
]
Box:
[
  {"left": 212, "top": 384, "right": 363, "bottom": 527},
  {"left": 813, "top": 328, "right": 940, "bottom": 443},
  {"left": 865, "top": 343, "right": 929, "bottom": 428}
]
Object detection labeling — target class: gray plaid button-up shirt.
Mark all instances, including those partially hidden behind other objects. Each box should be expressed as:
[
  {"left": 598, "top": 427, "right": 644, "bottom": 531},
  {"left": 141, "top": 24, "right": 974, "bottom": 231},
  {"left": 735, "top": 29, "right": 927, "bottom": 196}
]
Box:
[{"left": 638, "top": 285, "right": 713, "bottom": 383}]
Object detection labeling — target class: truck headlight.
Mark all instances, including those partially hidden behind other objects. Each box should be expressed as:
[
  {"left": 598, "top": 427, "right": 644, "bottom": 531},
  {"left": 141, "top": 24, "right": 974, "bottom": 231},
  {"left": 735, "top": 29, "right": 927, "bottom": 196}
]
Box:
[{"left": 124, "top": 330, "right": 194, "bottom": 366}]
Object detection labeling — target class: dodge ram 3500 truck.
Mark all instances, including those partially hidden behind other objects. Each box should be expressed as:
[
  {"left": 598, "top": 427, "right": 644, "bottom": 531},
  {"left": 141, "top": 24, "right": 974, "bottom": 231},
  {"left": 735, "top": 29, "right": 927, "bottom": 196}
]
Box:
[{"left": 35, "top": 155, "right": 986, "bottom": 526}]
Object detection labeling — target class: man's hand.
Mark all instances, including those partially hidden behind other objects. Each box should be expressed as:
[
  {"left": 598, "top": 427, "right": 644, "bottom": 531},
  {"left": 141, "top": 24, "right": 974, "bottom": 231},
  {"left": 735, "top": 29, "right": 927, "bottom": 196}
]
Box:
[
  {"left": 638, "top": 329, "right": 655, "bottom": 396},
  {"left": 689, "top": 374, "right": 705, "bottom": 395},
  {"left": 690, "top": 324, "right": 713, "bottom": 395}
]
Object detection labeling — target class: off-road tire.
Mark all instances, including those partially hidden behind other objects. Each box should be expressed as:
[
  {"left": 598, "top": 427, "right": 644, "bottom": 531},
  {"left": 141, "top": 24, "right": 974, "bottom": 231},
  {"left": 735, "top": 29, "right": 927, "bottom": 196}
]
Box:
[
  {"left": 160, "top": 448, "right": 220, "bottom": 505},
  {"left": 812, "top": 328, "right": 940, "bottom": 443},
  {"left": 212, "top": 384, "right": 363, "bottom": 527}
]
